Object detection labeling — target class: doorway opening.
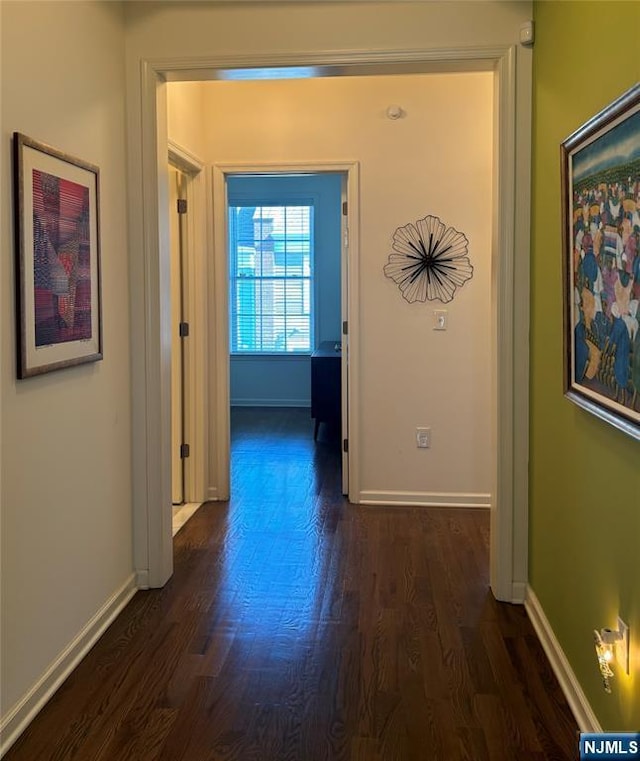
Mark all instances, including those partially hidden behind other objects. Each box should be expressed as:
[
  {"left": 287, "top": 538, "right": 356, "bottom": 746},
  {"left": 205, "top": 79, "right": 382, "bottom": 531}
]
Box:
[
  {"left": 225, "top": 172, "right": 348, "bottom": 495},
  {"left": 133, "top": 49, "right": 530, "bottom": 602},
  {"left": 212, "top": 164, "right": 356, "bottom": 501}
]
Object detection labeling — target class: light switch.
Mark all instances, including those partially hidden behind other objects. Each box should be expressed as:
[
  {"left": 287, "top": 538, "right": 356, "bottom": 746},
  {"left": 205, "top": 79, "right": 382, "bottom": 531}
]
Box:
[{"left": 416, "top": 427, "right": 431, "bottom": 448}]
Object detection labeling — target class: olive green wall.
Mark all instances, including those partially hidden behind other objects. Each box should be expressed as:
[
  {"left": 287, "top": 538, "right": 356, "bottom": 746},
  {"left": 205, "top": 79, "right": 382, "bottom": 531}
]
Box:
[{"left": 531, "top": 1, "right": 640, "bottom": 730}]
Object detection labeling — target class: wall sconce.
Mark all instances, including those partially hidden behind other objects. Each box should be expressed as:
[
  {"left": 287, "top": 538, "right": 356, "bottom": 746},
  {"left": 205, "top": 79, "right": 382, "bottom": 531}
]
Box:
[{"left": 593, "top": 627, "right": 623, "bottom": 693}]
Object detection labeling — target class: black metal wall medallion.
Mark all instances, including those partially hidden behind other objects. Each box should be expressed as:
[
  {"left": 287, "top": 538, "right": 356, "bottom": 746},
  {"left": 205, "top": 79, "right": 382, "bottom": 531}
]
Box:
[{"left": 383, "top": 214, "right": 473, "bottom": 303}]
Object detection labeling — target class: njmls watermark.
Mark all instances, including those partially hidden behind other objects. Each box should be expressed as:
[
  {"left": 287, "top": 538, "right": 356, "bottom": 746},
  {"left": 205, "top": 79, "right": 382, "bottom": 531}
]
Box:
[{"left": 580, "top": 733, "right": 640, "bottom": 760}]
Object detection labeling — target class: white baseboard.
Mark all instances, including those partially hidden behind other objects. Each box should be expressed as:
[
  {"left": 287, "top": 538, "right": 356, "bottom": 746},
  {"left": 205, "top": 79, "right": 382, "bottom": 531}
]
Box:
[
  {"left": 0, "top": 574, "right": 138, "bottom": 758},
  {"left": 358, "top": 490, "right": 491, "bottom": 508},
  {"left": 525, "top": 586, "right": 601, "bottom": 733},
  {"left": 135, "top": 569, "right": 149, "bottom": 590},
  {"left": 207, "top": 486, "right": 222, "bottom": 501},
  {"left": 510, "top": 581, "right": 527, "bottom": 604},
  {"left": 172, "top": 502, "right": 202, "bottom": 536}
]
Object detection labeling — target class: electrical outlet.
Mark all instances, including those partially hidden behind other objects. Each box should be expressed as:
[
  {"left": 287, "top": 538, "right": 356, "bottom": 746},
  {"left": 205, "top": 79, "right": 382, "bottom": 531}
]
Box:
[
  {"left": 617, "top": 617, "right": 629, "bottom": 675},
  {"left": 416, "top": 427, "right": 431, "bottom": 448}
]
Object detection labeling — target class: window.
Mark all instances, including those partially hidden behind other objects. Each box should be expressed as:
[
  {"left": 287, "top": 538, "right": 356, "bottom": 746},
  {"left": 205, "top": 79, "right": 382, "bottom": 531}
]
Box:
[{"left": 229, "top": 204, "right": 313, "bottom": 353}]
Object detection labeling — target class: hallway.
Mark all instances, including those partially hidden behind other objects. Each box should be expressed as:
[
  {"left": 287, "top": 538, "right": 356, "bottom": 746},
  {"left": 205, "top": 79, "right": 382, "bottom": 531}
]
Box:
[{"left": 4, "top": 408, "right": 578, "bottom": 760}]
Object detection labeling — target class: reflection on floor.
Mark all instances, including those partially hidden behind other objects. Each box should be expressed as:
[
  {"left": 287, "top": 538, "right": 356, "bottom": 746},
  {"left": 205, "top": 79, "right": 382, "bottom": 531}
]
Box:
[
  {"left": 2, "top": 406, "right": 579, "bottom": 761},
  {"left": 172, "top": 404, "right": 336, "bottom": 537}
]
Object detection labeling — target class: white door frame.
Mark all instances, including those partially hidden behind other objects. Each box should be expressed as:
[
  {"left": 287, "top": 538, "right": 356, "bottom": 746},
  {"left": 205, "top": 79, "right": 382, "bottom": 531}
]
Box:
[
  {"left": 131, "top": 46, "right": 530, "bottom": 602},
  {"left": 167, "top": 140, "right": 209, "bottom": 508},
  {"left": 211, "top": 162, "right": 359, "bottom": 503},
  {"left": 168, "top": 163, "right": 185, "bottom": 505}
]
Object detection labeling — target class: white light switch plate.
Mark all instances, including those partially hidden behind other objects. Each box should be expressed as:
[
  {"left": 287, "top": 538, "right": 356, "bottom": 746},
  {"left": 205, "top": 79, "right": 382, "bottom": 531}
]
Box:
[
  {"left": 433, "top": 310, "right": 447, "bottom": 330},
  {"left": 416, "top": 427, "right": 431, "bottom": 448}
]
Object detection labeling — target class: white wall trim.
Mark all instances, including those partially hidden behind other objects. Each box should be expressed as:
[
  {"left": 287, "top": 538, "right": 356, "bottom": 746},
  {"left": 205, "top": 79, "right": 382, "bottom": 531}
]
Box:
[
  {"left": 207, "top": 485, "right": 222, "bottom": 501},
  {"left": 511, "top": 581, "right": 527, "bottom": 604},
  {"left": 525, "top": 586, "right": 602, "bottom": 733},
  {"left": 509, "top": 42, "right": 533, "bottom": 603},
  {"left": 0, "top": 5, "right": 3, "bottom": 752},
  {"left": 344, "top": 163, "right": 361, "bottom": 502},
  {"left": 490, "top": 44, "right": 522, "bottom": 604},
  {"left": 359, "top": 491, "right": 491, "bottom": 508},
  {"left": 152, "top": 46, "right": 508, "bottom": 78},
  {"left": 172, "top": 502, "right": 203, "bottom": 536},
  {"left": 210, "top": 160, "right": 360, "bottom": 504},
  {"left": 0, "top": 575, "right": 137, "bottom": 757},
  {"left": 131, "top": 60, "right": 174, "bottom": 589},
  {"left": 168, "top": 140, "right": 209, "bottom": 506},
  {"left": 136, "top": 569, "right": 150, "bottom": 590},
  {"left": 168, "top": 139, "right": 203, "bottom": 174}
]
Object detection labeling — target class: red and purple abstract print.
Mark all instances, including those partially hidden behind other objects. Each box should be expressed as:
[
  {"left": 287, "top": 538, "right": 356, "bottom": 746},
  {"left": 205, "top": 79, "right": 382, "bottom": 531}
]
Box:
[{"left": 32, "top": 169, "right": 92, "bottom": 347}]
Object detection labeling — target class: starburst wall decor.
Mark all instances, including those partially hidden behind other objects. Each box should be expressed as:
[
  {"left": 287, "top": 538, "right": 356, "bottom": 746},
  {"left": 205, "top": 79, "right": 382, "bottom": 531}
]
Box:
[{"left": 383, "top": 214, "right": 473, "bottom": 304}]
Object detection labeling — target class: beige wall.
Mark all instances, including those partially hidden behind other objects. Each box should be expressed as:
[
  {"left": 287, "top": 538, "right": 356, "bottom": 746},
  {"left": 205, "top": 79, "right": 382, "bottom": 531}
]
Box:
[
  {"left": 177, "top": 72, "right": 494, "bottom": 500},
  {"left": 125, "top": 1, "right": 530, "bottom": 55},
  {"left": 167, "top": 81, "right": 207, "bottom": 160},
  {"left": 0, "top": 0, "right": 132, "bottom": 734}
]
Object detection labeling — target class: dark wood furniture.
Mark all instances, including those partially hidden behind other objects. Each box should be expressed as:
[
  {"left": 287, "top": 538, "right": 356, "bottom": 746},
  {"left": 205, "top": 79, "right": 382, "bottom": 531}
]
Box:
[{"left": 311, "top": 340, "right": 341, "bottom": 439}]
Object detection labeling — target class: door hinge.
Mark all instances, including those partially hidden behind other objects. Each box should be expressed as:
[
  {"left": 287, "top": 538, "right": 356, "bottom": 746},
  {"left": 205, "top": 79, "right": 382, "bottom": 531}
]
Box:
[
  {"left": 343, "top": 438, "right": 349, "bottom": 453},
  {"left": 342, "top": 320, "right": 348, "bottom": 335},
  {"left": 179, "top": 321, "right": 190, "bottom": 338},
  {"left": 342, "top": 200, "right": 348, "bottom": 216},
  {"left": 180, "top": 443, "right": 190, "bottom": 459},
  {"left": 343, "top": 227, "right": 349, "bottom": 248},
  {"left": 177, "top": 198, "right": 187, "bottom": 214}
]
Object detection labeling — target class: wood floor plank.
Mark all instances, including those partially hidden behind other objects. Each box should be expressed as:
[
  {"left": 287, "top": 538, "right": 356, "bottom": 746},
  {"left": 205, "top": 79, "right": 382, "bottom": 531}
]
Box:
[{"left": 3, "top": 407, "right": 579, "bottom": 761}]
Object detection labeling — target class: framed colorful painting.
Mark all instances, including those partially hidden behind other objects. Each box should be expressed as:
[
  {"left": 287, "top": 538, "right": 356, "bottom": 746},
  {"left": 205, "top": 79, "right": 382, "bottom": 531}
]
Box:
[
  {"left": 13, "top": 133, "right": 102, "bottom": 378},
  {"left": 561, "top": 84, "right": 640, "bottom": 440}
]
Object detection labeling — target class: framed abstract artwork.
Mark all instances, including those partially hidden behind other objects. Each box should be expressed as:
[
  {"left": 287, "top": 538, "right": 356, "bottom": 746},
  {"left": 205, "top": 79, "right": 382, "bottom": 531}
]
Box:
[
  {"left": 561, "top": 84, "right": 640, "bottom": 440},
  {"left": 13, "top": 133, "right": 102, "bottom": 378}
]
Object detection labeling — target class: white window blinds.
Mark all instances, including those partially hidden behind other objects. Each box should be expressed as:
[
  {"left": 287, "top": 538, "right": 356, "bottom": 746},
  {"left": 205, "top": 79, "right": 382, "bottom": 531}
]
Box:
[{"left": 229, "top": 204, "right": 314, "bottom": 353}]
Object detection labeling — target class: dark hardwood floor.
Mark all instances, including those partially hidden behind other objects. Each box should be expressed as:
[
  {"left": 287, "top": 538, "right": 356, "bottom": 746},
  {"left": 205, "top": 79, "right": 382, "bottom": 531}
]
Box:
[{"left": 4, "top": 407, "right": 579, "bottom": 761}]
